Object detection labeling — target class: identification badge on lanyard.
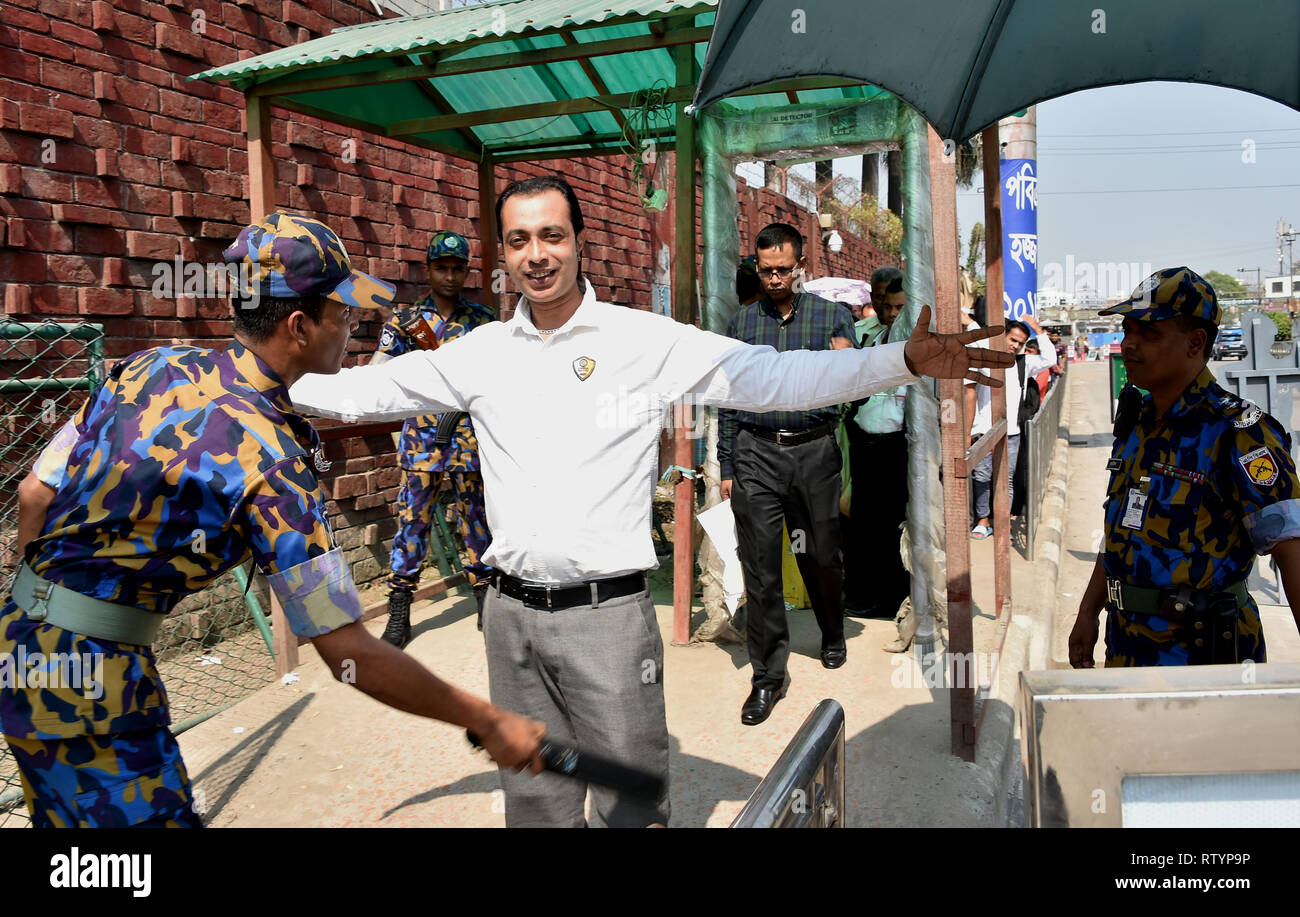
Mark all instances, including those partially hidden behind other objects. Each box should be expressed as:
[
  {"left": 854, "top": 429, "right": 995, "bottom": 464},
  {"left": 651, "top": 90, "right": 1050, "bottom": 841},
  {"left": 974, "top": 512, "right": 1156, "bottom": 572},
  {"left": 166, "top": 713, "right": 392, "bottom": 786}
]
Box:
[{"left": 1121, "top": 487, "right": 1149, "bottom": 530}]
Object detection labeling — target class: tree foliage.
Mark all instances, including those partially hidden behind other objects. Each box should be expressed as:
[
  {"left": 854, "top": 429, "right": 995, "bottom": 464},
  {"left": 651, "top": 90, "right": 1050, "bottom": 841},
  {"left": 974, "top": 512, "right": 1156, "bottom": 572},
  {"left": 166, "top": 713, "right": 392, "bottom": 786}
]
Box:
[
  {"left": 1267, "top": 310, "right": 1291, "bottom": 341},
  {"left": 1203, "top": 270, "right": 1247, "bottom": 298}
]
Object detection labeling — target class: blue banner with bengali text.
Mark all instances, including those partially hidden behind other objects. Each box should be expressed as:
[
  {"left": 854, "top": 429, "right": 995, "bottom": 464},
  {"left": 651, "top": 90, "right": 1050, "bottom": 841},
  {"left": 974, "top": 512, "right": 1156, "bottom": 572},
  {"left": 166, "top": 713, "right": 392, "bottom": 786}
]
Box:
[{"left": 1000, "top": 158, "right": 1038, "bottom": 321}]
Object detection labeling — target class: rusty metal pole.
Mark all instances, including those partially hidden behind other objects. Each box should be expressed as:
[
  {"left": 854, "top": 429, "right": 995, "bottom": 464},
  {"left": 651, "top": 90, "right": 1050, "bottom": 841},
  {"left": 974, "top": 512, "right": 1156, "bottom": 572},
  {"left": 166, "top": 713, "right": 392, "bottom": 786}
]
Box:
[
  {"left": 671, "top": 43, "right": 698, "bottom": 645},
  {"left": 478, "top": 153, "right": 499, "bottom": 316},
  {"left": 246, "top": 94, "right": 275, "bottom": 222},
  {"left": 983, "top": 127, "right": 1011, "bottom": 621},
  {"left": 929, "top": 128, "right": 976, "bottom": 761}
]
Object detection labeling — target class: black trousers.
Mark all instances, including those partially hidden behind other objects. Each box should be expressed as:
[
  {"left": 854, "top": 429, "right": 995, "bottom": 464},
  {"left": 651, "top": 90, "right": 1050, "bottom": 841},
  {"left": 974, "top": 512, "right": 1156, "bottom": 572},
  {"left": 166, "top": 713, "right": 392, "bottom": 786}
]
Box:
[
  {"left": 731, "top": 428, "right": 845, "bottom": 689},
  {"left": 843, "top": 425, "right": 910, "bottom": 614}
]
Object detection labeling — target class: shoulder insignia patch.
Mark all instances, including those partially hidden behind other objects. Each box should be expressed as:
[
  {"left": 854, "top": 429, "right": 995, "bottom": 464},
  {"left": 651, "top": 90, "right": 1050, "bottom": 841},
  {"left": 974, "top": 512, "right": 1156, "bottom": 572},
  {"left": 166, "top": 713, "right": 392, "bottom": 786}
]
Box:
[
  {"left": 1239, "top": 445, "right": 1279, "bottom": 487},
  {"left": 1233, "top": 401, "right": 1263, "bottom": 429},
  {"left": 379, "top": 327, "right": 396, "bottom": 350}
]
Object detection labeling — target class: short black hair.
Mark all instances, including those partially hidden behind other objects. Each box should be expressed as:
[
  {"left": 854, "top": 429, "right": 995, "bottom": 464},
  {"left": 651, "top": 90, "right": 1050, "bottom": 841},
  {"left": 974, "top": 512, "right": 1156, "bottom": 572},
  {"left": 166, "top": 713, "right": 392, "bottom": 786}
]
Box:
[
  {"left": 1175, "top": 314, "right": 1218, "bottom": 361},
  {"left": 871, "top": 266, "right": 904, "bottom": 293},
  {"left": 232, "top": 294, "right": 326, "bottom": 342},
  {"left": 1005, "top": 319, "right": 1032, "bottom": 338},
  {"left": 755, "top": 222, "right": 803, "bottom": 260},
  {"left": 495, "top": 174, "right": 585, "bottom": 240}
]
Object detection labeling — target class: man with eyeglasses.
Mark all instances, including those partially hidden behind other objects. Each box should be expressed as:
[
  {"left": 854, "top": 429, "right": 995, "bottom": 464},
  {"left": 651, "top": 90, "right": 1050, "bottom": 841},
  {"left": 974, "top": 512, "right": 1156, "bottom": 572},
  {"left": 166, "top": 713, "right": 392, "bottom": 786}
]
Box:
[{"left": 718, "top": 222, "right": 860, "bottom": 725}]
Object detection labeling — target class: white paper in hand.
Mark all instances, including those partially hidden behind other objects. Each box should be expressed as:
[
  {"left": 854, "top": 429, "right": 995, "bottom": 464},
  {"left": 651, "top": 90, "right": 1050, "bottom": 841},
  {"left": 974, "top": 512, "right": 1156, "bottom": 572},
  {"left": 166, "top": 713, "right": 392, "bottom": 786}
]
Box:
[{"left": 696, "top": 499, "right": 746, "bottom": 614}]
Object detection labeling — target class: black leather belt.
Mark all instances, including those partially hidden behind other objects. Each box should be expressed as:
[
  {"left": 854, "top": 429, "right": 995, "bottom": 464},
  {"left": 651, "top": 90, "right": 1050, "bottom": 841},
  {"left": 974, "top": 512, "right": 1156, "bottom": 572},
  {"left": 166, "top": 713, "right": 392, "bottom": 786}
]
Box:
[
  {"left": 493, "top": 572, "right": 647, "bottom": 610},
  {"left": 741, "top": 420, "right": 837, "bottom": 446},
  {"left": 848, "top": 426, "right": 905, "bottom": 442}
]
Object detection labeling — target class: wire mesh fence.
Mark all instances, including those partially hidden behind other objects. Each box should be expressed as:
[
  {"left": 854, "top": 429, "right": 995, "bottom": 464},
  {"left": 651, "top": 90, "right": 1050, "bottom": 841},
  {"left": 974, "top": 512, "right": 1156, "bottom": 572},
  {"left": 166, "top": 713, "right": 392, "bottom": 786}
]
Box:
[{"left": 0, "top": 323, "right": 277, "bottom": 827}]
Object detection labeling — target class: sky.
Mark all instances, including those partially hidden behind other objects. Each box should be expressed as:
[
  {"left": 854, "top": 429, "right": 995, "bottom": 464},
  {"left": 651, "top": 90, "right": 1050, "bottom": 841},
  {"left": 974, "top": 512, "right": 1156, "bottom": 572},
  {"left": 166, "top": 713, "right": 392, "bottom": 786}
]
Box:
[{"left": 744, "top": 81, "right": 1300, "bottom": 303}]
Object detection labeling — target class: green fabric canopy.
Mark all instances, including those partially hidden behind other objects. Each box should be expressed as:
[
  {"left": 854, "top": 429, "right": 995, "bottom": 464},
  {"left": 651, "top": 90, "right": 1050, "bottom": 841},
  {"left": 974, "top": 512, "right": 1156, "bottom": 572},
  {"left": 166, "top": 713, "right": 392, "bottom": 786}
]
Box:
[{"left": 691, "top": 0, "right": 1300, "bottom": 142}]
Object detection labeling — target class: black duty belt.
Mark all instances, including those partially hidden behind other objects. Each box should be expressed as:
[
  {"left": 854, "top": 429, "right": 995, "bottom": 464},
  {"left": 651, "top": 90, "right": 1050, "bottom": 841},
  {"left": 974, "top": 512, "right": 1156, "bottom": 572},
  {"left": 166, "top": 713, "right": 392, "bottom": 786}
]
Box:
[
  {"left": 741, "top": 420, "right": 837, "bottom": 446},
  {"left": 493, "top": 572, "right": 647, "bottom": 610}
]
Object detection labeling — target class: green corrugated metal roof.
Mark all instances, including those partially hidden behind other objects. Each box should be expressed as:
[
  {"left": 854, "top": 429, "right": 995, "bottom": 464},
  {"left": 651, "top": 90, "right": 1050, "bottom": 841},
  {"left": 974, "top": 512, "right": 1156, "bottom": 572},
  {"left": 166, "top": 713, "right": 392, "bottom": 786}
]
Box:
[
  {"left": 195, "top": 0, "right": 709, "bottom": 83},
  {"left": 190, "top": 0, "right": 883, "bottom": 162}
]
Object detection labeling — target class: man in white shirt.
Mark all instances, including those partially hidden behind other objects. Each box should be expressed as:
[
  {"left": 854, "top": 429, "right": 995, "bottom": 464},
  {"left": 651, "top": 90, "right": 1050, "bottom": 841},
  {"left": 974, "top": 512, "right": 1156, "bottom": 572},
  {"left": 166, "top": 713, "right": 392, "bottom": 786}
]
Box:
[
  {"left": 290, "top": 174, "right": 1012, "bottom": 827},
  {"left": 965, "top": 312, "right": 1057, "bottom": 538}
]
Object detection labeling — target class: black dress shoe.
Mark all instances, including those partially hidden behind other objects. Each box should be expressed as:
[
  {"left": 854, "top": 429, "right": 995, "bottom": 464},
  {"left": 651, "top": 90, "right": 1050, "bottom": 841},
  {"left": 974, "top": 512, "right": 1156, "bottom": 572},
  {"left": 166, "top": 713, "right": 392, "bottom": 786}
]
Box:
[
  {"left": 741, "top": 679, "right": 789, "bottom": 726},
  {"left": 845, "top": 604, "right": 895, "bottom": 620},
  {"left": 821, "top": 647, "right": 847, "bottom": 668}
]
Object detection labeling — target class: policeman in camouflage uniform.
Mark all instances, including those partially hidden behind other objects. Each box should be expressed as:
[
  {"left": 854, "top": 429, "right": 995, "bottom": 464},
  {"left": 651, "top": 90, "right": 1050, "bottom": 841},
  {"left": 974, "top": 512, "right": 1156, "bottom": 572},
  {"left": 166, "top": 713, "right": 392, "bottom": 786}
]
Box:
[
  {"left": 372, "top": 230, "right": 496, "bottom": 648},
  {"left": 1069, "top": 267, "right": 1300, "bottom": 668},
  {"left": 1, "top": 212, "right": 542, "bottom": 827}
]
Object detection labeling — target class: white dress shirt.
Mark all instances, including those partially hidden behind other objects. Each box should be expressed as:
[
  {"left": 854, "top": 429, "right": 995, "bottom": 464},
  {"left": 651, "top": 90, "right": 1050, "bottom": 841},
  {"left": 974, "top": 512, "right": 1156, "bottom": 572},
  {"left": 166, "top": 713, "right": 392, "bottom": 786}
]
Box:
[
  {"left": 966, "top": 331, "right": 1056, "bottom": 438},
  {"left": 291, "top": 280, "right": 919, "bottom": 583}
]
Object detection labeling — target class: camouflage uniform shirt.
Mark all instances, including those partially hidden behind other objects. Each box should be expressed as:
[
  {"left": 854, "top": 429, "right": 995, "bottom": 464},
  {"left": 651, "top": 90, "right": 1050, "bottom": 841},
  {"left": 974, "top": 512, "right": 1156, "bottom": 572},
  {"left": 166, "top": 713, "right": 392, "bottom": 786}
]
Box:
[
  {"left": 1, "top": 340, "right": 363, "bottom": 740},
  {"left": 1102, "top": 367, "right": 1300, "bottom": 664}
]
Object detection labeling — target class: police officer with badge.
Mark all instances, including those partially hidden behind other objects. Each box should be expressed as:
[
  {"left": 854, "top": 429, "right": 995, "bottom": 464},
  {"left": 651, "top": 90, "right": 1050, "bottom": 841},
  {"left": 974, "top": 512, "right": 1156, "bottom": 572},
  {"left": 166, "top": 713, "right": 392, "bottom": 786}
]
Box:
[
  {"left": 372, "top": 230, "right": 496, "bottom": 647},
  {"left": 1069, "top": 267, "right": 1300, "bottom": 668}
]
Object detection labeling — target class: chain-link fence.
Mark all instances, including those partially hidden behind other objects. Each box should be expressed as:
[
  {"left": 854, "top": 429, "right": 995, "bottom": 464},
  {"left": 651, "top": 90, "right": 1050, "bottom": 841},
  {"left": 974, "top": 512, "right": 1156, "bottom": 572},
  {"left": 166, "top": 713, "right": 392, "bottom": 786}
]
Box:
[{"left": 0, "top": 323, "right": 278, "bottom": 827}]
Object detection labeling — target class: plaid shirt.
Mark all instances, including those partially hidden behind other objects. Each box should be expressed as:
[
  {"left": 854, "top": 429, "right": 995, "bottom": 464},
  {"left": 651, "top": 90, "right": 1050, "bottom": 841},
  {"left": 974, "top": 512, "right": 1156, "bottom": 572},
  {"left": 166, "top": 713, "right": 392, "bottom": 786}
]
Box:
[{"left": 718, "top": 291, "right": 858, "bottom": 479}]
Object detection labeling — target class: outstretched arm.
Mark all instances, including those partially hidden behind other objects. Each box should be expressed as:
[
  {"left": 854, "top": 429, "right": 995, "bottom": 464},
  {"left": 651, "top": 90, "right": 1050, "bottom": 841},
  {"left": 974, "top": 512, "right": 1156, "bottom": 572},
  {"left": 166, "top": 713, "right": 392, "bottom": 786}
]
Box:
[
  {"left": 311, "top": 623, "right": 544, "bottom": 772},
  {"left": 677, "top": 307, "right": 1012, "bottom": 416},
  {"left": 903, "top": 305, "right": 1013, "bottom": 387},
  {"left": 290, "top": 347, "right": 468, "bottom": 422}
]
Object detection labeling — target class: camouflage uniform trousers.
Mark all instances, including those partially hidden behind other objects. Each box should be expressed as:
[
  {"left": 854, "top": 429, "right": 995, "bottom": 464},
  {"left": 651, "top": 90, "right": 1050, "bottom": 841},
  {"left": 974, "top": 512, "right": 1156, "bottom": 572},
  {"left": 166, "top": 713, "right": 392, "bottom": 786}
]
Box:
[
  {"left": 1, "top": 600, "right": 201, "bottom": 828},
  {"left": 6, "top": 730, "right": 201, "bottom": 828},
  {"left": 387, "top": 469, "right": 493, "bottom": 592}
]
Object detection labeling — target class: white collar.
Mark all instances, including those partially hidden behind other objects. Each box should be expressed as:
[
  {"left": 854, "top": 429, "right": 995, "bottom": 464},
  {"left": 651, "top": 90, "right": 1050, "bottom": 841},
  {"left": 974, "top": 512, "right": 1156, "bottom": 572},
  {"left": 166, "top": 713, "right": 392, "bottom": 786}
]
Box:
[{"left": 508, "top": 277, "right": 602, "bottom": 337}]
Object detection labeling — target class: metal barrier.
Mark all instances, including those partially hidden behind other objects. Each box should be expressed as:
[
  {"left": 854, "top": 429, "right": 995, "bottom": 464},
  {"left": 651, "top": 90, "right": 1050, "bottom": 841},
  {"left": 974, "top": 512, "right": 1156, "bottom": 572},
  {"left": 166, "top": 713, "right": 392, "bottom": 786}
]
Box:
[
  {"left": 1020, "top": 371, "right": 1065, "bottom": 557},
  {"left": 1221, "top": 310, "right": 1300, "bottom": 463},
  {"left": 1021, "top": 663, "right": 1300, "bottom": 827},
  {"left": 730, "top": 699, "right": 846, "bottom": 828}
]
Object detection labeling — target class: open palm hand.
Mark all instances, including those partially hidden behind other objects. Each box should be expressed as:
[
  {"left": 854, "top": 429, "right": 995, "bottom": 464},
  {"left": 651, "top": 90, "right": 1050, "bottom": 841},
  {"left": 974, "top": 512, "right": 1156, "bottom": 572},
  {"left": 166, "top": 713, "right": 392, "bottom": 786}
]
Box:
[{"left": 903, "top": 305, "right": 1013, "bottom": 386}]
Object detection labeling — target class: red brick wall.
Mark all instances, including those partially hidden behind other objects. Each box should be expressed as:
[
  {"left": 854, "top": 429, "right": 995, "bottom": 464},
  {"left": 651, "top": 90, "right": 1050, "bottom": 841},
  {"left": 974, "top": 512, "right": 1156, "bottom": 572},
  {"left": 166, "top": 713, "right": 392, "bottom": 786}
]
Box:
[
  {"left": 735, "top": 182, "right": 898, "bottom": 286},
  {"left": 0, "top": 0, "right": 891, "bottom": 588}
]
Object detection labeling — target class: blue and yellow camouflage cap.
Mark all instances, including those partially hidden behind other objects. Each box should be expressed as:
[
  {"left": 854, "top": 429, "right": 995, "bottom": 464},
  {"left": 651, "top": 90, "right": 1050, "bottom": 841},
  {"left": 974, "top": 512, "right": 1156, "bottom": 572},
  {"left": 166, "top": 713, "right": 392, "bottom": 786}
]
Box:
[
  {"left": 1098, "top": 266, "right": 1220, "bottom": 325},
  {"left": 427, "top": 230, "right": 470, "bottom": 263},
  {"left": 223, "top": 210, "right": 395, "bottom": 310}
]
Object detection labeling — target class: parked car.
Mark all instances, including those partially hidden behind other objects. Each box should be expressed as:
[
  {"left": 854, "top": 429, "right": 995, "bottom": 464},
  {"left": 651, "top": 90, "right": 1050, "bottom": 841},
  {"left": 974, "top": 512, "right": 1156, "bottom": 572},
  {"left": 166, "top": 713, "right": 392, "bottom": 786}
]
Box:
[{"left": 1213, "top": 326, "right": 1247, "bottom": 360}]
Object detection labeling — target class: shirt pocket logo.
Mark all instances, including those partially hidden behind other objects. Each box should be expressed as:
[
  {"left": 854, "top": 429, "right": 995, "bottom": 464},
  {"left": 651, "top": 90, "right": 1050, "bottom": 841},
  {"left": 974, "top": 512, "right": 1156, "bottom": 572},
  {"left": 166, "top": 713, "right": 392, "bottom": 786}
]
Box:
[{"left": 572, "top": 357, "right": 596, "bottom": 381}]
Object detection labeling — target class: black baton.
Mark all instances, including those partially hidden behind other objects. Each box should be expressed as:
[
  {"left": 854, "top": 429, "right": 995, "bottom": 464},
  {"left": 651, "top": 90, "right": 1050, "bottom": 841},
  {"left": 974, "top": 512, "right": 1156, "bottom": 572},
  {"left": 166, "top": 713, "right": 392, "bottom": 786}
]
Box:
[{"left": 467, "top": 731, "right": 666, "bottom": 800}]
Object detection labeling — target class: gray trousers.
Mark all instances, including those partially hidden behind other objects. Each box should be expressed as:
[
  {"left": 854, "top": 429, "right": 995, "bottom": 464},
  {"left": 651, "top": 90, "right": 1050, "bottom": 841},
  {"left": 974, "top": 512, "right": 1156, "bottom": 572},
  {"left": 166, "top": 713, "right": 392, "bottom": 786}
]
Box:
[
  {"left": 972, "top": 432, "right": 1020, "bottom": 520},
  {"left": 483, "top": 580, "right": 671, "bottom": 827}
]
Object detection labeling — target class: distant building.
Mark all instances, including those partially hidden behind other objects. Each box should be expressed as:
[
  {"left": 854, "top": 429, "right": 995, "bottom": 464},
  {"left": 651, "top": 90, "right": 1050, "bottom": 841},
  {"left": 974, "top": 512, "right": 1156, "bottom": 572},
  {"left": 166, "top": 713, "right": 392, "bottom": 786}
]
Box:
[
  {"left": 1037, "top": 286, "right": 1069, "bottom": 309},
  {"left": 1264, "top": 274, "right": 1300, "bottom": 303}
]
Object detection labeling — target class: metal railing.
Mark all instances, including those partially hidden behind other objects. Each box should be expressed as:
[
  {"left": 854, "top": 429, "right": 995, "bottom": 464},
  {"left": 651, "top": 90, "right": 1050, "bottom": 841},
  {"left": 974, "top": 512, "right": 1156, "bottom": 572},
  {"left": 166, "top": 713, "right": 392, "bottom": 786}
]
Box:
[
  {"left": 1021, "top": 371, "right": 1066, "bottom": 557},
  {"left": 730, "top": 699, "right": 846, "bottom": 828}
]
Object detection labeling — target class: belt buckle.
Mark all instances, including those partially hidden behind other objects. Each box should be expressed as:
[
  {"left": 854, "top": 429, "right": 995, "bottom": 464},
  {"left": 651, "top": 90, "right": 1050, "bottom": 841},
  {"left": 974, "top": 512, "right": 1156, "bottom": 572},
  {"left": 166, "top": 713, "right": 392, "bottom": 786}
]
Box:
[
  {"left": 545, "top": 584, "right": 552, "bottom": 609},
  {"left": 1106, "top": 578, "right": 1124, "bottom": 612},
  {"left": 28, "top": 579, "right": 53, "bottom": 622}
]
